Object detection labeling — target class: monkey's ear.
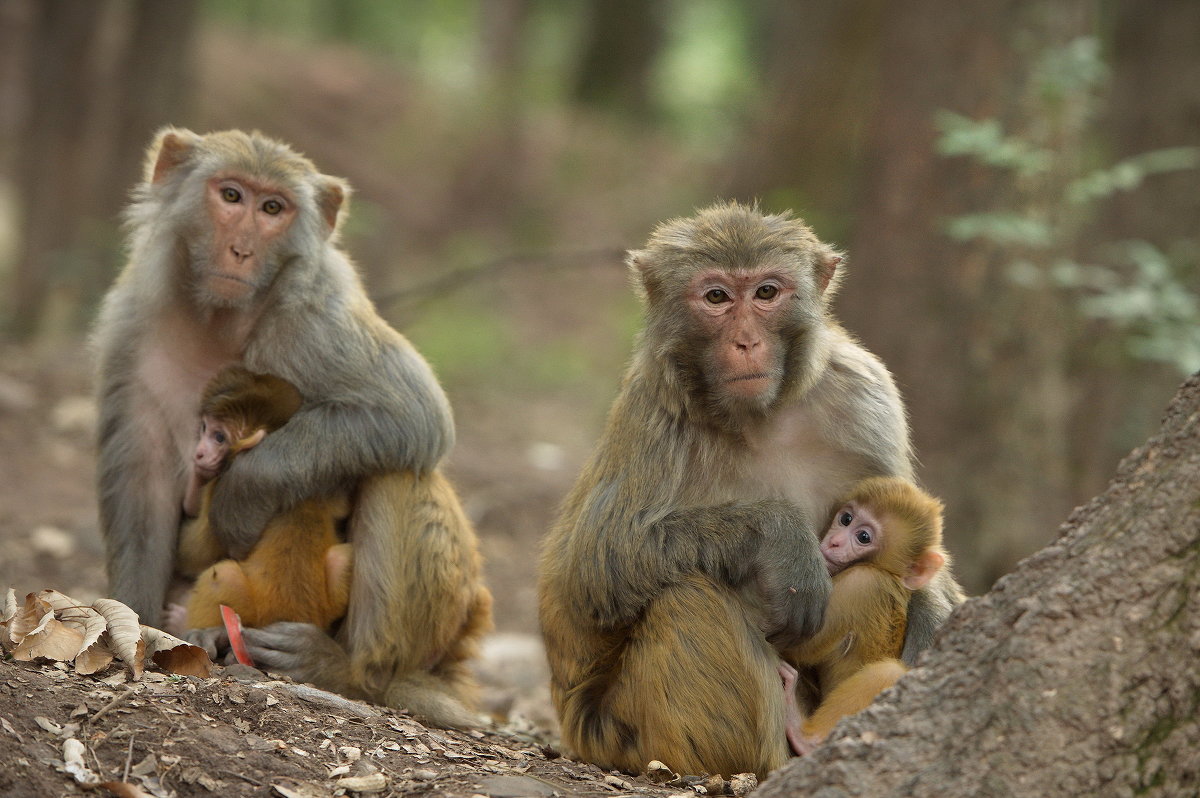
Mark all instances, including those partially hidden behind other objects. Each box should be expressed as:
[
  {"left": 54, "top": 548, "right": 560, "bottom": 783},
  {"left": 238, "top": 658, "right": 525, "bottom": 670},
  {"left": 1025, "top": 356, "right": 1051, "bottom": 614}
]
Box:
[
  {"left": 316, "top": 177, "right": 350, "bottom": 236},
  {"left": 817, "top": 251, "right": 844, "bottom": 295},
  {"left": 149, "top": 127, "right": 200, "bottom": 185},
  {"left": 233, "top": 427, "right": 267, "bottom": 454},
  {"left": 626, "top": 250, "right": 660, "bottom": 300},
  {"left": 902, "top": 549, "right": 945, "bottom": 590},
  {"left": 625, "top": 250, "right": 650, "bottom": 276}
]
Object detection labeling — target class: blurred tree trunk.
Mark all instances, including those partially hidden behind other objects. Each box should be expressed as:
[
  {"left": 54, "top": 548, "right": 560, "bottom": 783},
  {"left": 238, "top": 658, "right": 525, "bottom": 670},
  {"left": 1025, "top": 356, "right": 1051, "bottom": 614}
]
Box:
[
  {"left": 723, "top": 0, "right": 886, "bottom": 240},
  {"left": 7, "top": 0, "right": 196, "bottom": 340},
  {"left": 448, "top": 0, "right": 532, "bottom": 226},
  {"left": 1105, "top": 0, "right": 1200, "bottom": 244},
  {"left": 89, "top": 0, "right": 198, "bottom": 298},
  {"left": 10, "top": 0, "right": 106, "bottom": 339},
  {"left": 573, "top": 0, "right": 664, "bottom": 115},
  {"left": 840, "top": 1, "right": 1097, "bottom": 591},
  {"left": 758, "top": 372, "right": 1200, "bottom": 796}
]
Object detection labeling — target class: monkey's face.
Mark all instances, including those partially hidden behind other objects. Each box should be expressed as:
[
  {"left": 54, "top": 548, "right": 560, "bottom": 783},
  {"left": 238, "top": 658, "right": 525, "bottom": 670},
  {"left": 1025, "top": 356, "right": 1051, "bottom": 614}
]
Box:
[
  {"left": 192, "top": 175, "right": 298, "bottom": 307},
  {"left": 194, "top": 416, "right": 235, "bottom": 482},
  {"left": 684, "top": 267, "right": 797, "bottom": 410},
  {"left": 821, "top": 500, "right": 884, "bottom": 575}
]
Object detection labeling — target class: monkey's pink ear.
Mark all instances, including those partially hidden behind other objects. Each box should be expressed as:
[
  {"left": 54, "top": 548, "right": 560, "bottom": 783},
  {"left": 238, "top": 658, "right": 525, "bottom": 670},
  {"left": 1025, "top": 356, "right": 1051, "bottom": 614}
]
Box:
[
  {"left": 625, "top": 250, "right": 650, "bottom": 275},
  {"left": 817, "top": 253, "right": 843, "bottom": 294},
  {"left": 903, "top": 549, "right": 945, "bottom": 590},
  {"left": 150, "top": 129, "right": 197, "bottom": 184},
  {"left": 316, "top": 178, "right": 349, "bottom": 235}
]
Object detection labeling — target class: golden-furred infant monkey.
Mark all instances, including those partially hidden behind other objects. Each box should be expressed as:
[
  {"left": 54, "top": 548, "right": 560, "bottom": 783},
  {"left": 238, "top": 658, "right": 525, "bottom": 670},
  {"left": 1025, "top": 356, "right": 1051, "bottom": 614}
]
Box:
[
  {"left": 172, "top": 365, "right": 353, "bottom": 634},
  {"left": 782, "top": 476, "right": 948, "bottom": 754}
]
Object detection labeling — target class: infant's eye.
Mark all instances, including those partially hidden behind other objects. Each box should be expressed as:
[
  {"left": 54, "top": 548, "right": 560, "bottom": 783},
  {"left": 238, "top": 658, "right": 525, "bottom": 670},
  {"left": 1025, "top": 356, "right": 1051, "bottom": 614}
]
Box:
[
  {"left": 214, "top": 431, "right": 226, "bottom": 445},
  {"left": 839, "top": 511, "right": 853, "bottom": 526},
  {"left": 855, "top": 529, "right": 873, "bottom": 545}
]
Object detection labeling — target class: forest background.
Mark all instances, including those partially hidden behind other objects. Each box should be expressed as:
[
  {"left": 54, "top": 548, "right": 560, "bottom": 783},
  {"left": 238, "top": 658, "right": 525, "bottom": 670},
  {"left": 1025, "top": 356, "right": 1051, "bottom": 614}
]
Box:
[{"left": 0, "top": 0, "right": 1197, "bottom": 665}]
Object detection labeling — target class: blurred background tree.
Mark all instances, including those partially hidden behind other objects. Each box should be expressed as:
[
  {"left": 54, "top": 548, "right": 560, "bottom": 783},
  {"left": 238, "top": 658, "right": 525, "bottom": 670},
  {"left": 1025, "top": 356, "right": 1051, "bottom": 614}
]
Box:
[{"left": 0, "top": 0, "right": 1195, "bottom": 627}]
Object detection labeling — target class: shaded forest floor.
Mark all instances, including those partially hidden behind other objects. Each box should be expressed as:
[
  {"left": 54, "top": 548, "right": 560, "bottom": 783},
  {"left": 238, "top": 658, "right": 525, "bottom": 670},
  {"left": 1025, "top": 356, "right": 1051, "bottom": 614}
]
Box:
[{"left": 2, "top": 655, "right": 731, "bottom": 798}]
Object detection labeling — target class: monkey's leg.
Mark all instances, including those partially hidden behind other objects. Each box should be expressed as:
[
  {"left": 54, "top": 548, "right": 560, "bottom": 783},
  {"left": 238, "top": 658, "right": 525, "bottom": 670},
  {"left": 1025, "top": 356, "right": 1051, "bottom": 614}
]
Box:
[
  {"left": 778, "top": 661, "right": 811, "bottom": 756},
  {"left": 564, "top": 574, "right": 790, "bottom": 777},
  {"left": 799, "top": 658, "right": 906, "bottom": 749},
  {"left": 336, "top": 471, "right": 489, "bottom": 726}
]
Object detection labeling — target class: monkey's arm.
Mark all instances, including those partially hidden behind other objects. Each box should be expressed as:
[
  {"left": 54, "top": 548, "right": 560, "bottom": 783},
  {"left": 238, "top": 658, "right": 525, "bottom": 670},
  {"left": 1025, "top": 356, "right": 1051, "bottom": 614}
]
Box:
[
  {"left": 182, "top": 468, "right": 206, "bottom": 517},
  {"left": 900, "top": 568, "right": 964, "bottom": 664},
  {"left": 575, "top": 497, "right": 831, "bottom": 649},
  {"left": 208, "top": 334, "right": 454, "bottom": 557}
]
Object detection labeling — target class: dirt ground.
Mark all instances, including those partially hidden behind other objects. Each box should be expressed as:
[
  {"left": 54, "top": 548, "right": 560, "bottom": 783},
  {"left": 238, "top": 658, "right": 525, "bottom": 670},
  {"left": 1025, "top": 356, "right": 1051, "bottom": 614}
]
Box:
[
  {"left": 0, "top": 655, "right": 759, "bottom": 798},
  {"left": 0, "top": 339, "right": 721, "bottom": 797}
]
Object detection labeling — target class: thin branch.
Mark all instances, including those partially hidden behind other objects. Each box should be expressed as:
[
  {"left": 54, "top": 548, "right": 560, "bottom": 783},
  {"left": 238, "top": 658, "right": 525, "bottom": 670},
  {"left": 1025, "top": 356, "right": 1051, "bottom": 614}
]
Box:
[{"left": 375, "top": 247, "right": 627, "bottom": 318}]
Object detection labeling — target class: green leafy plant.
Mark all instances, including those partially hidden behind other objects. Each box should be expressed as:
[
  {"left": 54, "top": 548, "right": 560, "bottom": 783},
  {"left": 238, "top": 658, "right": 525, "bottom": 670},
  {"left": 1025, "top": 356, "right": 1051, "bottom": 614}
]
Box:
[{"left": 935, "top": 36, "right": 1200, "bottom": 374}]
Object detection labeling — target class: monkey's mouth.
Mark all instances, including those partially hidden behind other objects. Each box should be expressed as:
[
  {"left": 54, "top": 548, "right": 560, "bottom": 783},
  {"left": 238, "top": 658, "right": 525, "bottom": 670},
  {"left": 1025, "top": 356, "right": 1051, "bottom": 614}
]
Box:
[
  {"left": 727, "top": 373, "right": 770, "bottom": 383},
  {"left": 195, "top": 465, "right": 220, "bottom": 481},
  {"left": 211, "top": 272, "right": 255, "bottom": 287}
]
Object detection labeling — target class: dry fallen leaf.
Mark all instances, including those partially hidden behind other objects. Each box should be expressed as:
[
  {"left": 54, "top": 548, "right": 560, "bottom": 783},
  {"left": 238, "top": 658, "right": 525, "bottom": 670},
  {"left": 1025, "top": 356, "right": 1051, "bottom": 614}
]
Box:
[
  {"left": 93, "top": 597, "right": 145, "bottom": 679},
  {"left": 142, "top": 625, "right": 213, "bottom": 678},
  {"left": 11, "top": 592, "right": 85, "bottom": 663}
]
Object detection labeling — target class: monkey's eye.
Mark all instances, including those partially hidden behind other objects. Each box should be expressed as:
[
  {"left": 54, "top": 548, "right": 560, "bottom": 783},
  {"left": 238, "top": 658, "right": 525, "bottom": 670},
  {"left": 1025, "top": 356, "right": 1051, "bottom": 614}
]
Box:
[
  {"left": 213, "top": 430, "right": 227, "bottom": 445},
  {"left": 220, "top": 187, "right": 241, "bottom": 203},
  {"left": 755, "top": 284, "right": 779, "bottom": 300},
  {"left": 704, "top": 288, "right": 730, "bottom": 304},
  {"left": 262, "top": 199, "right": 284, "bottom": 215},
  {"left": 839, "top": 511, "right": 853, "bottom": 526},
  {"left": 855, "top": 528, "right": 873, "bottom": 545}
]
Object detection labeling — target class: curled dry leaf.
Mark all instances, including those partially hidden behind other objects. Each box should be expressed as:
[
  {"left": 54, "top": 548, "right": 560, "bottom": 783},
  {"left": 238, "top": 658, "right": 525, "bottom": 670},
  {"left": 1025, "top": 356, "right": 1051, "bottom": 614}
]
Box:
[
  {"left": 2, "top": 587, "right": 15, "bottom": 623},
  {"left": 36, "top": 589, "right": 112, "bottom": 673},
  {"left": 93, "top": 598, "right": 145, "bottom": 680},
  {"left": 10, "top": 593, "right": 85, "bottom": 663},
  {"left": 142, "top": 625, "right": 213, "bottom": 678}
]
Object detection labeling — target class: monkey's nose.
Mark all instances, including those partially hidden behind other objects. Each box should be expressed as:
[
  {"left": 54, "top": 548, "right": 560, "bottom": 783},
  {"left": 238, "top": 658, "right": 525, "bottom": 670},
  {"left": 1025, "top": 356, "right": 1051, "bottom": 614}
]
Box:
[{"left": 230, "top": 244, "right": 252, "bottom": 263}]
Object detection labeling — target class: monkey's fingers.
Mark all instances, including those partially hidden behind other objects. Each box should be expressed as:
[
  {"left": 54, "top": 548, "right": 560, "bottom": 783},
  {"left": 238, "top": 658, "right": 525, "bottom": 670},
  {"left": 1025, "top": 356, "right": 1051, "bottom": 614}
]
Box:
[{"left": 183, "top": 625, "right": 229, "bottom": 660}]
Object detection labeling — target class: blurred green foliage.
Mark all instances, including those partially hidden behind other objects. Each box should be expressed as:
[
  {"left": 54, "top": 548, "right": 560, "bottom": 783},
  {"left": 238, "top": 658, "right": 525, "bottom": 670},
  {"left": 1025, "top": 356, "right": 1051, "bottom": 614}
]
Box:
[{"left": 936, "top": 36, "right": 1200, "bottom": 374}]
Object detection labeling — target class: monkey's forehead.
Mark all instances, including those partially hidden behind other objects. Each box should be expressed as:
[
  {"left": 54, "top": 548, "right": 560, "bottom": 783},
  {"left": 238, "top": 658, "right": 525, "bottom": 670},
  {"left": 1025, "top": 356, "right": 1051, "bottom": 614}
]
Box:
[
  {"left": 195, "top": 130, "right": 328, "bottom": 187},
  {"left": 648, "top": 202, "right": 820, "bottom": 250}
]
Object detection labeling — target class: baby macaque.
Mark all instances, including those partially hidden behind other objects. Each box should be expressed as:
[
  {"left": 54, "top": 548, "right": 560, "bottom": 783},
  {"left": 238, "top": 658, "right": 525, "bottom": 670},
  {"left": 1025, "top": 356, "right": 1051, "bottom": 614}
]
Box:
[
  {"left": 169, "top": 365, "right": 352, "bottom": 635},
  {"left": 783, "top": 476, "right": 948, "bottom": 754}
]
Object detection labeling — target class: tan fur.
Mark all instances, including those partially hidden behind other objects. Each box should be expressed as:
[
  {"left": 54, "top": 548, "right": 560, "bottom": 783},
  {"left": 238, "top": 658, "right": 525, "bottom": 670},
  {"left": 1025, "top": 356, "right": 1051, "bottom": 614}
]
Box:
[{"left": 539, "top": 203, "right": 959, "bottom": 776}]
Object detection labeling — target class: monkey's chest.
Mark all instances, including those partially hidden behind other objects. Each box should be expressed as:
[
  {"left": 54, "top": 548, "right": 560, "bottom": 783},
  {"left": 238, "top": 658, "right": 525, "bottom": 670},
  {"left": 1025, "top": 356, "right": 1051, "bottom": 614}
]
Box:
[
  {"left": 137, "top": 321, "right": 241, "bottom": 459},
  {"left": 739, "top": 407, "right": 867, "bottom": 520}
]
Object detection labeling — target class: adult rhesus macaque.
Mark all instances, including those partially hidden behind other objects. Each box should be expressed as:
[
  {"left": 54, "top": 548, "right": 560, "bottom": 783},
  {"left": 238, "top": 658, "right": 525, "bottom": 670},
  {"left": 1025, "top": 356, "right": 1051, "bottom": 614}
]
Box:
[
  {"left": 94, "top": 128, "right": 491, "bottom": 727},
  {"left": 171, "top": 365, "right": 353, "bottom": 635},
  {"left": 538, "top": 202, "right": 964, "bottom": 776},
  {"left": 781, "top": 476, "right": 948, "bottom": 755}
]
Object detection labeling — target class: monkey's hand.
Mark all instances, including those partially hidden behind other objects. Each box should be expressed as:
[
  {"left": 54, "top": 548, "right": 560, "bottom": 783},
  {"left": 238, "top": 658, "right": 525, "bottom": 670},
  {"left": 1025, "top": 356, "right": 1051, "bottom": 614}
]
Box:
[
  {"left": 753, "top": 510, "right": 832, "bottom": 650},
  {"left": 183, "top": 625, "right": 230, "bottom": 661},
  {"left": 237, "top": 622, "right": 355, "bottom": 696}
]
